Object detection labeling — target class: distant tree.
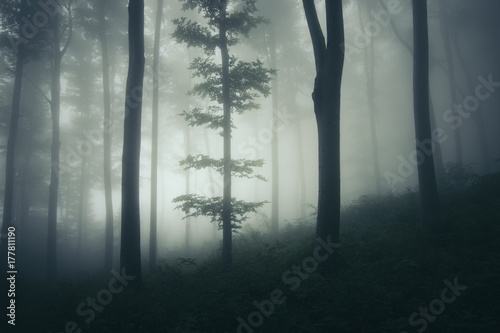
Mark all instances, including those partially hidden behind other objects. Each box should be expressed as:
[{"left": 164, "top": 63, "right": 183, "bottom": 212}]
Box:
[
  {"left": 357, "top": 1, "right": 382, "bottom": 194},
  {"left": 98, "top": 0, "right": 115, "bottom": 272},
  {"left": 377, "top": 0, "right": 446, "bottom": 186},
  {"left": 120, "top": 0, "right": 145, "bottom": 286},
  {"left": 149, "top": 0, "right": 163, "bottom": 270},
  {"left": 47, "top": 0, "right": 73, "bottom": 280},
  {"left": 173, "top": 0, "right": 273, "bottom": 269},
  {"left": 0, "top": 0, "right": 28, "bottom": 268},
  {"left": 412, "top": 0, "right": 439, "bottom": 224},
  {"left": 302, "top": 0, "right": 344, "bottom": 250}
]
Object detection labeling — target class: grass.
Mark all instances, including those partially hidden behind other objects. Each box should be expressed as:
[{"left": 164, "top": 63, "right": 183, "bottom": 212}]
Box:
[{"left": 16, "top": 171, "right": 500, "bottom": 333}]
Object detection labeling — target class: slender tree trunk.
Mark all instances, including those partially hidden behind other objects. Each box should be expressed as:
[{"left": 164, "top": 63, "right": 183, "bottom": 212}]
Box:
[
  {"left": 269, "top": 24, "right": 279, "bottom": 237},
  {"left": 77, "top": 109, "right": 88, "bottom": 264},
  {"left": 1, "top": 42, "right": 25, "bottom": 268},
  {"left": 120, "top": 0, "right": 145, "bottom": 286},
  {"left": 47, "top": 13, "right": 62, "bottom": 280},
  {"left": 438, "top": 0, "right": 463, "bottom": 166},
  {"left": 445, "top": 1, "right": 490, "bottom": 174},
  {"left": 412, "top": 0, "right": 439, "bottom": 224},
  {"left": 98, "top": 0, "right": 115, "bottom": 273},
  {"left": 219, "top": 0, "right": 232, "bottom": 270},
  {"left": 184, "top": 125, "right": 191, "bottom": 255},
  {"left": 359, "top": 6, "right": 382, "bottom": 194},
  {"left": 303, "top": 0, "right": 344, "bottom": 249},
  {"left": 149, "top": 0, "right": 163, "bottom": 270}
]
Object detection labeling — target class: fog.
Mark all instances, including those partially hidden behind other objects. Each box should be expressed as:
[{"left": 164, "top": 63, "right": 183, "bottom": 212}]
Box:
[{"left": 1, "top": 1, "right": 500, "bottom": 330}]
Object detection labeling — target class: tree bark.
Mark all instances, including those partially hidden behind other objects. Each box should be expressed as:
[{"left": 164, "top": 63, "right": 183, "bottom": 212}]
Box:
[
  {"left": 412, "top": 0, "right": 439, "bottom": 224},
  {"left": 120, "top": 0, "right": 145, "bottom": 286},
  {"left": 149, "top": 0, "right": 163, "bottom": 270},
  {"left": 303, "top": 0, "right": 344, "bottom": 249}
]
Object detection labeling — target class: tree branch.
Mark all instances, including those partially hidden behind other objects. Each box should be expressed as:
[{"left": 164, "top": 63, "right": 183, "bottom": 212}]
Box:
[{"left": 302, "top": 0, "right": 326, "bottom": 74}]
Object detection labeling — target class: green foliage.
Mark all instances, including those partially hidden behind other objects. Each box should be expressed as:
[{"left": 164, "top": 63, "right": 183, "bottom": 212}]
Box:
[
  {"left": 180, "top": 154, "right": 266, "bottom": 180},
  {"left": 173, "top": 0, "right": 265, "bottom": 47},
  {"left": 172, "top": 0, "right": 273, "bottom": 232},
  {"left": 173, "top": 194, "right": 267, "bottom": 229},
  {"left": 189, "top": 55, "right": 275, "bottom": 112}
]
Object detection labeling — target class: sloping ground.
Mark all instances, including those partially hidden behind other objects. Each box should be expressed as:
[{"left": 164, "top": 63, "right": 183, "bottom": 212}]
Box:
[{"left": 17, "top": 172, "right": 500, "bottom": 333}]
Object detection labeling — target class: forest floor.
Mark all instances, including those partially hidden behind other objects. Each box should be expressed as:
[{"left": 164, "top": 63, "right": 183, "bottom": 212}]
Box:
[{"left": 14, "top": 171, "right": 500, "bottom": 333}]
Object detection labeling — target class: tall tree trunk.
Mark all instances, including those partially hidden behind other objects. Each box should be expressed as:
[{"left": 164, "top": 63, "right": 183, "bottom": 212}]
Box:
[
  {"left": 1, "top": 42, "right": 25, "bottom": 268},
  {"left": 149, "top": 0, "right": 163, "bottom": 270},
  {"left": 269, "top": 24, "right": 279, "bottom": 237},
  {"left": 184, "top": 125, "right": 191, "bottom": 255},
  {"left": 303, "top": 0, "right": 344, "bottom": 250},
  {"left": 445, "top": 1, "right": 490, "bottom": 174},
  {"left": 120, "top": 0, "right": 145, "bottom": 286},
  {"left": 219, "top": 0, "right": 232, "bottom": 270},
  {"left": 47, "top": 13, "right": 62, "bottom": 280},
  {"left": 438, "top": 0, "right": 463, "bottom": 166},
  {"left": 99, "top": 0, "right": 115, "bottom": 273},
  {"left": 359, "top": 5, "right": 382, "bottom": 194},
  {"left": 412, "top": 0, "right": 439, "bottom": 224}
]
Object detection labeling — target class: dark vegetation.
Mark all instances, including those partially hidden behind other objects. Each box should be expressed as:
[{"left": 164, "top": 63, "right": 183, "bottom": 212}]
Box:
[{"left": 18, "top": 169, "right": 500, "bottom": 333}]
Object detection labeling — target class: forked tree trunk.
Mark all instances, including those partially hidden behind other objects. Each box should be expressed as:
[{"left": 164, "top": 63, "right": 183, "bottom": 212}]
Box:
[{"left": 303, "top": 0, "right": 344, "bottom": 251}]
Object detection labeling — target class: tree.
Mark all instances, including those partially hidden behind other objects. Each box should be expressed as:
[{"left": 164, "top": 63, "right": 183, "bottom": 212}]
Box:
[
  {"left": 120, "top": 0, "right": 145, "bottom": 286},
  {"left": 47, "top": 0, "right": 73, "bottom": 280},
  {"left": 149, "top": 0, "right": 163, "bottom": 270},
  {"left": 1, "top": 0, "right": 27, "bottom": 269},
  {"left": 173, "top": 0, "right": 273, "bottom": 269},
  {"left": 358, "top": 1, "right": 382, "bottom": 194},
  {"left": 302, "top": 0, "right": 344, "bottom": 249},
  {"left": 98, "top": 0, "right": 115, "bottom": 272},
  {"left": 412, "top": 0, "right": 439, "bottom": 224}
]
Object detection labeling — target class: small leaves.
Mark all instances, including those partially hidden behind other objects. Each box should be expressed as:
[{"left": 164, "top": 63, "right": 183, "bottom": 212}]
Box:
[
  {"left": 179, "top": 154, "right": 266, "bottom": 181},
  {"left": 173, "top": 194, "right": 267, "bottom": 229}
]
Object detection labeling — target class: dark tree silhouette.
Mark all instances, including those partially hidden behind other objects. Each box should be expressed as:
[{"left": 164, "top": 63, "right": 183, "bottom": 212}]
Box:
[
  {"left": 120, "top": 0, "right": 145, "bottom": 286},
  {"left": 412, "top": 0, "right": 439, "bottom": 224},
  {"left": 302, "top": 0, "right": 344, "bottom": 250}
]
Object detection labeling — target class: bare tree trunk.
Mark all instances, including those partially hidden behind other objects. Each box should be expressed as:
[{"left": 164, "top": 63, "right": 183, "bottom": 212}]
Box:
[
  {"left": 445, "top": 0, "right": 490, "bottom": 174},
  {"left": 269, "top": 24, "right": 279, "bottom": 237},
  {"left": 438, "top": 0, "right": 463, "bottom": 166},
  {"left": 149, "top": 0, "right": 163, "bottom": 270},
  {"left": 1, "top": 41, "right": 25, "bottom": 269},
  {"left": 413, "top": 0, "right": 439, "bottom": 224},
  {"left": 47, "top": 14, "right": 62, "bottom": 280},
  {"left": 303, "top": 0, "right": 344, "bottom": 253},
  {"left": 359, "top": 6, "right": 382, "bottom": 194},
  {"left": 120, "top": 0, "right": 145, "bottom": 286},
  {"left": 99, "top": 0, "right": 115, "bottom": 273}
]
